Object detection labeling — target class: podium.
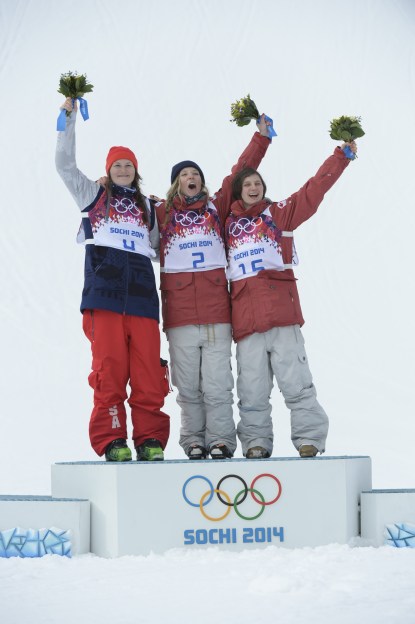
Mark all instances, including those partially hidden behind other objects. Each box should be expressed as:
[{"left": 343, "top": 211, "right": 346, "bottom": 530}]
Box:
[
  {"left": 361, "top": 489, "right": 415, "bottom": 546},
  {"left": 51, "top": 456, "right": 371, "bottom": 557},
  {"left": 0, "top": 495, "right": 90, "bottom": 556},
  {"left": 4, "top": 456, "right": 415, "bottom": 557}
]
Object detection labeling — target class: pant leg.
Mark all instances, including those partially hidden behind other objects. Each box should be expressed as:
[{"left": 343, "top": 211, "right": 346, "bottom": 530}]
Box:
[
  {"left": 83, "top": 309, "right": 129, "bottom": 456},
  {"left": 236, "top": 333, "right": 274, "bottom": 456},
  {"left": 268, "top": 325, "right": 328, "bottom": 453},
  {"left": 167, "top": 325, "right": 206, "bottom": 454},
  {"left": 199, "top": 324, "right": 236, "bottom": 453},
  {"left": 127, "top": 316, "right": 170, "bottom": 449}
]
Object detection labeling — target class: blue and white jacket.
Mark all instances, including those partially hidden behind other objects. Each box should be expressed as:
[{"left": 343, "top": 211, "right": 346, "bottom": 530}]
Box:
[{"left": 56, "top": 112, "right": 160, "bottom": 320}]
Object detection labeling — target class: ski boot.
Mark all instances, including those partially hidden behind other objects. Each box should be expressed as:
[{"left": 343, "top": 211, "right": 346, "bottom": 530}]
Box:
[
  {"left": 246, "top": 446, "right": 270, "bottom": 459},
  {"left": 136, "top": 438, "right": 164, "bottom": 461},
  {"left": 299, "top": 444, "right": 318, "bottom": 458},
  {"left": 105, "top": 439, "right": 132, "bottom": 462},
  {"left": 210, "top": 444, "right": 233, "bottom": 460},
  {"left": 187, "top": 444, "right": 207, "bottom": 460}
]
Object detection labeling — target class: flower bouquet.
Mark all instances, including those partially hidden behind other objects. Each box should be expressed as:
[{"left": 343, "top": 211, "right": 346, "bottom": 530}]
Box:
[
  {"left": 230, "top": 94, "right": 277, "bottom": 139},
  {"left": 57, "top": 71, "right": 94, "bottom": 131},
  {"left": 329, "top": 115, "right": 365, "bottom": 159}
]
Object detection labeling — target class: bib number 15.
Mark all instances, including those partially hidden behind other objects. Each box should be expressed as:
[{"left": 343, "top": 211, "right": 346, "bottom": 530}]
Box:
[{"left": 238, "top": 258, "right": 264, "bottom": 275}]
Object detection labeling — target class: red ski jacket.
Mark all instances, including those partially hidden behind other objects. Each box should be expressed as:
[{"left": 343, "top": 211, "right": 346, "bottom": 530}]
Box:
[
  {"left": 156, "top": 132, "right": 270, "bottom": 331},
  {"left": 226, "top": 147, "right": 351, "bottom": 342}
]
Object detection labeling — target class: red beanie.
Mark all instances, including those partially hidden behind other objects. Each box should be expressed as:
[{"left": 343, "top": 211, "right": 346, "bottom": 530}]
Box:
[{"left": 105, "top": 146, "right": 138, "bottom": 173}]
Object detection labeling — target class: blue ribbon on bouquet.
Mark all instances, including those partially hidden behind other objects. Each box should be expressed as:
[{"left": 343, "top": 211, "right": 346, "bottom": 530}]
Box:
[
  {"left": 258, "top": 114, "right": 277, "bottom": 140},
  {"left": 56, "top": 97, "right": 90, "bottom": 131},
  {"left": 342, "top": 145, "right": 356, "bottom": 160}
]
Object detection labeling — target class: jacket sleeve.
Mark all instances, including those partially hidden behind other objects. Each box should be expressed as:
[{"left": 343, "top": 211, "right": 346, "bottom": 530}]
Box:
[
  {"left": 272, "top": 147, "right": 350, "bottom": 231},
  {"left": 55, "top": 111, "right": 100, "bottom": 210},
  {"left": 214, "top": 132, "right": 271, "bottom": 224},
  {"left": 148, "top": 200, "right": 161, "bottom": 262}
]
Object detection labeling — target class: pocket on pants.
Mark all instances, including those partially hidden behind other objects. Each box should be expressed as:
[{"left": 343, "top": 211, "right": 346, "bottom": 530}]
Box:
[
  {"left": 294, "top": 327, "right": 313, "bottom": 390},
  {"left": 160, "top": 358, "right": 172, "bottom": 397},
  {"left": 88, "top": 357, "right": 103, "bottom": 391}
]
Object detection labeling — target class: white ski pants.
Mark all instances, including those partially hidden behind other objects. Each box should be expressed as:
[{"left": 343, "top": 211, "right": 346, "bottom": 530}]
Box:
[
  {"left": 236, "top": 325, "right": 328, "bottom": 456},
  {"left": 166, "top": 324, "right": 236, "bottom": 455}
]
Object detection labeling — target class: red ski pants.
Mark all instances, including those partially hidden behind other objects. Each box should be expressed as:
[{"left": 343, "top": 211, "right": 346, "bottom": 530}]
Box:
[{"left": 83, "top": 310, "right": 170, "bottom": 456}]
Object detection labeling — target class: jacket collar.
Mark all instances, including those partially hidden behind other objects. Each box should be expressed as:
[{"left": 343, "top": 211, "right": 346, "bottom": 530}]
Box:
[
  {"left": 111, "top": 183, "right": 136, "bottom": 197},
  {"left": 173, "top": 194, "right": 207, "bottom": 211},
  {"left": 230, "top": 198, "right": 270, "bottom": 218}
]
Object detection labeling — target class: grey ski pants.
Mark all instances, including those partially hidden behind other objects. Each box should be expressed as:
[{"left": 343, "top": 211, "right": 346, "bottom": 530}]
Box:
[
  {"left": 166, "top": 324, "right": 236, "bottom": 455},
  {"left": 236, "top": 325, "right": 328, "bottom": 456}
]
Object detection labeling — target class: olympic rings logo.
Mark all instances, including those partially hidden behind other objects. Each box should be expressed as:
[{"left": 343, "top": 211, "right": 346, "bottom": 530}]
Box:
[
  {"left": 175, "top": 211, "right": 208, "bottom": 227},
  {"left": 111, "top": 197, "right": 140, "bottom": 216},
  {"left": 228, "top": 216, "right": 263, "bottom": 238},
  {"left": 182, "top": 473, "right": 282, "bottom": 522}
]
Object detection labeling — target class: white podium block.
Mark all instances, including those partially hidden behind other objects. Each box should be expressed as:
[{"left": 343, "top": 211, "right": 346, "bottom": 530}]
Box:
[
  {"left": 361, "top": 489, "right": 415, "bottom": 546},
  {"left": 0, "top": 495, "right": 90, "bottom": 556},
  {"left": 52, "top": 456, "right": 371, "bottom": 557}
]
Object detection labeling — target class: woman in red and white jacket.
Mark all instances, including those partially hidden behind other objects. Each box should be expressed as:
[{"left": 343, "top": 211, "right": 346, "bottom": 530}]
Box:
[
  {"left": 225, "top": 140, "right": 357, "bottom": 459},
  {"left": 155, "top": 116, "right": 272, "bottom": 459}
]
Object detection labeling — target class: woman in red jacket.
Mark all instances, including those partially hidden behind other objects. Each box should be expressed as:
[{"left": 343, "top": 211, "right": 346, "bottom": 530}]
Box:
[
  {"left": 225, "top": 141, "right": 357, "bottom": 459},
  {"left": 155, "top": 117, "right": 272, "bottom": 459}
]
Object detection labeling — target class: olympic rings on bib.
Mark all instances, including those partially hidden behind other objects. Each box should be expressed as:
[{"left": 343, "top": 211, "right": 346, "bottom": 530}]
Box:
[
  {"left": 228, "top": 216, "right": 263, "bottom": 238},
  {"left": 182, "top": 473, "right": 282, "bottom": 521},
  {"left": 111, "top": 197, "right": 140, "bottom": 216},
  {"left": 175, "top": 210, "right": 208, "bottom": 227}
]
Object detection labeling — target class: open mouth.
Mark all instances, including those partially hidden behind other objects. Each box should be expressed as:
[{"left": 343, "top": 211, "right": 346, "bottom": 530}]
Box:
[{"left": 188, "top": 183, "right": 196, "bottom": 190}]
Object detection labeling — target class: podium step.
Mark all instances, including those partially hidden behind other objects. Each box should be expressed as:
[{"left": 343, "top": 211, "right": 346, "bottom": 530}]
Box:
[
  {"left": 361, "top": 489, "right": 415, "bottom": 547},
  {"left": 51, "top": 456, "right": 371, "bottom": 557},
  {"left": 0, "top": 495, "right": 90, "bottom": 556}
]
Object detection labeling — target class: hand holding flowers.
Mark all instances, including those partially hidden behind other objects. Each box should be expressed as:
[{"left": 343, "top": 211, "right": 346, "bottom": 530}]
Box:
[
  {"left": 56, "top": 71, "right": 94, "bottom": 131},
  {"left": 230, "top": 94, "right": 277, "bottom": 140},
  {"left": 329, "top": 116, "right": 364, "bottom": 160}
]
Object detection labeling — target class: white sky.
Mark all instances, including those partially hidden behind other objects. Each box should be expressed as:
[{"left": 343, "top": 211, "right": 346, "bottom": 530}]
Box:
[{"left": 0, "top": 0, "right": 415, "bottom": 496}]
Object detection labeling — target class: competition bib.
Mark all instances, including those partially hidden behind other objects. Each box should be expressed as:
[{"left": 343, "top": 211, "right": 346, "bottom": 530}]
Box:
[
  {"left": 226, "top": 209, "right": 298, "bottom": 281},
  {"left": 79, "top": 193, "right": 155, "bottom": 258},
  {"left": 161, "top": 202, "right": 226, "bottom": 272}
]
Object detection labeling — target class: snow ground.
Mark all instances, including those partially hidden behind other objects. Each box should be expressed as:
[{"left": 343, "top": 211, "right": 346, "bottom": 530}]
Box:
[{"left": 1, "top": 544, "right": 415, "bottom": 624}]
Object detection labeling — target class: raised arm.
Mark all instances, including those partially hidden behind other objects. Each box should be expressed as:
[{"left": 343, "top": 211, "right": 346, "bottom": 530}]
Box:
[
  {"left": 214, "top": 114, "right": 272, "bottom": 223},
  {"left": 272, "top": 144, "right": 355, "bottom": 231},
  {"left": 55, "top": 98, "right": 99, "bottom": 210}
]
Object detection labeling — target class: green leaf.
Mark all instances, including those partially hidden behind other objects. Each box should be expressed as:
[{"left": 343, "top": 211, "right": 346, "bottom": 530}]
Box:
[
  {"left": 329, "top": 115, "right": 364, "bottom": 142},
  {"left": 230, "top": 94, "right": 259, "bottom": 127},
  {"left": 57, "top": 71, "right": 94, "bottom": 99}
]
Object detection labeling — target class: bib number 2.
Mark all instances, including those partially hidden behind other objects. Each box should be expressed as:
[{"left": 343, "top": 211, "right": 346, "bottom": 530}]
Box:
[{"left": 192, "top": 252, "right": 205, "bottom": 269}]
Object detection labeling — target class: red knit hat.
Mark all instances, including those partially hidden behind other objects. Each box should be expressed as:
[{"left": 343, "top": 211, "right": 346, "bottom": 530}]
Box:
[{"left": 105, "top": 146, "right": 138, "bottom": 173}]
